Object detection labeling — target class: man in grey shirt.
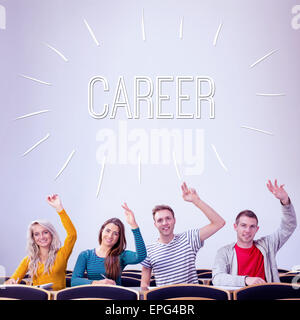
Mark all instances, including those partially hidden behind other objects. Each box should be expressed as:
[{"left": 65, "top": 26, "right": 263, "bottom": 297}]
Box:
[{"left": 212, "top": 179, "right": 297, "bottom": 287}]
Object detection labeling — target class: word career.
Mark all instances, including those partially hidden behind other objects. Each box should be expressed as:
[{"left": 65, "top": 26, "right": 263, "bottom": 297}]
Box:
[{"left": 88, "top": 76, "right": 215, "bottom": 119}]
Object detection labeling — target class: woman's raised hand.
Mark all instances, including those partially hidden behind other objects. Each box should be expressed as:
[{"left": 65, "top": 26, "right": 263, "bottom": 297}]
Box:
[
  {"left": 47, "top": 194, "right": 64, "bottom": 212},
  {"left": 121, "top": 203, "right": 138, "bottom": 229}
]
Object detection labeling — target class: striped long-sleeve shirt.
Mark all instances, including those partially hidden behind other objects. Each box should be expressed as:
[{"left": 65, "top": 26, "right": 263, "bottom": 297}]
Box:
[
  {"left": 71, "top": 228, "right": 146, "bottom": 286},
  {"left": 141, "top": 229, "right": 203, "bottom": 286}
]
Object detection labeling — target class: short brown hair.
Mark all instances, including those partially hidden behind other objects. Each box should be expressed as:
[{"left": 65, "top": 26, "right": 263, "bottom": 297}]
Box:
[
  {"left": 235, "top": 210, "right": 258, "bottom": 225},
  {"left": 152, "top": 205, "right": 175, "bottom": 220}
]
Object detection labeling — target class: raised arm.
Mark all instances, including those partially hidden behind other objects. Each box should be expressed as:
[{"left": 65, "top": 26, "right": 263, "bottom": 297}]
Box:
[
  {"left": 47, "top": 194, "right": 77, "bottom": 258},
  {"left": 265, "top": 179, "right": 297, "bottom": 250},
  {"left": 122, "top": 202, "right": 139, "bottom": 229},
  {"left": 120, "top": 203, "right": 147, "bottom": 264},
  {"left": 181, "top": 182, "right": 225, "bottom": 241}
]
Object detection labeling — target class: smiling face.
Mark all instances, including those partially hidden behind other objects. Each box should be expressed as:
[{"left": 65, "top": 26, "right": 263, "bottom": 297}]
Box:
[
  {"left": 153, "top": 209, "right": 176, "bottom": 239},
  {"left": 32, "top": 223, "right": 53, "bottom": 249},
  {"left": 234, "top": 216, "right": 259, "bottom": 248},
  {"left": 100, "top": 223, "right": 120, "bottom": 248}
]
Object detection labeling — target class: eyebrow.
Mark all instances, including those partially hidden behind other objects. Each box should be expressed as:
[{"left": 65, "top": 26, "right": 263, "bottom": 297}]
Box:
[
  {"left": 106, "top": 228, "right": 119, "bottom": 233},
  {"left": 240, "top": 222, "right": 257, "bottom": 227}
]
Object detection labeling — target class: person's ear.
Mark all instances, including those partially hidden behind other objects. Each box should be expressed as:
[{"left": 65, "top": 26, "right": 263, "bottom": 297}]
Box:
[{"left": 233, "top": 223, "right": 238, "bottom": 231}]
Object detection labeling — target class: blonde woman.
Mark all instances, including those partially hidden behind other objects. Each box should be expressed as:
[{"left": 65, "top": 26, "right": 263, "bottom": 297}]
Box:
[{"left": 5, "top": 194, "right": 77, "bottom": 291}]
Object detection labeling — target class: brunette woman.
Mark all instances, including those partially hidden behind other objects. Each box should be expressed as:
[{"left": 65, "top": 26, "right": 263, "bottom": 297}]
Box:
[{"left": 71, "top": 203, "right": 146, "bottom": 286}]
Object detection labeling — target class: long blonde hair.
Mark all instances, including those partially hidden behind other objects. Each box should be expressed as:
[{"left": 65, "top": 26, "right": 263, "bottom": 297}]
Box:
[{"left": 26, "top": 220, "right": 61, "bottom": 277}]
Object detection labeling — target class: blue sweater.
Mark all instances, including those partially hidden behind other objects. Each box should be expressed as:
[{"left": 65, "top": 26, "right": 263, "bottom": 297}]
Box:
[{"left": 71, "top": 228, "right": 146, "bottom": 286}]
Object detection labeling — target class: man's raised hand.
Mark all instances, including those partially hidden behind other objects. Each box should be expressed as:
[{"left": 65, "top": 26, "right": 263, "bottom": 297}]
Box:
[
  {"left": 181, "top": 182, "right": 199, "bottom": 203},
  {"left": 266, "top": 179, "right": 290, "bottom": 205}
]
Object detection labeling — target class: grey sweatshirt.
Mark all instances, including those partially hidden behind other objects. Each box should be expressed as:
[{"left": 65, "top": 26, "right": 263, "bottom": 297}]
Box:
[{"left": 212, "top": 202, "right": 297, "bottom": 287}]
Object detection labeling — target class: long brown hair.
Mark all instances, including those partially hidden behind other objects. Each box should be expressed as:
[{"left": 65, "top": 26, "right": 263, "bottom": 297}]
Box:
[{"left": 98, "top": 218, "right": 126, "bottom": 280}]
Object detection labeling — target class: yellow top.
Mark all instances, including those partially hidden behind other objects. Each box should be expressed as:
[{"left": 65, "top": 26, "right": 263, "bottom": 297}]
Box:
[{"left": 11, "top": 209, "right": 77, "bottom": 291}]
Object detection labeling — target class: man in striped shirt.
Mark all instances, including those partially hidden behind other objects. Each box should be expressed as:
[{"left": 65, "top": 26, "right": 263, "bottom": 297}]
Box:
[{"left": 141, "top": 182, "right": 226, "bottom": 289}]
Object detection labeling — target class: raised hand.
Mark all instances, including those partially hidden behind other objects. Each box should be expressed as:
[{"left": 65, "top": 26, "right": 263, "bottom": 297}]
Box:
[
  {"left": 121, "top": 203, "right": 138, "bottom": 229},
  {"left": 47, "top": 194, "right": 64, "bottom": 212},
  {"left": 181, "top": 182, "right": 199, "bottom": 203},
  {"left": 181, "top": 181, "right": 225, "bottom": 241},
  {"left": 266, "top": 180, "right": 289, "bottom": 205}
]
